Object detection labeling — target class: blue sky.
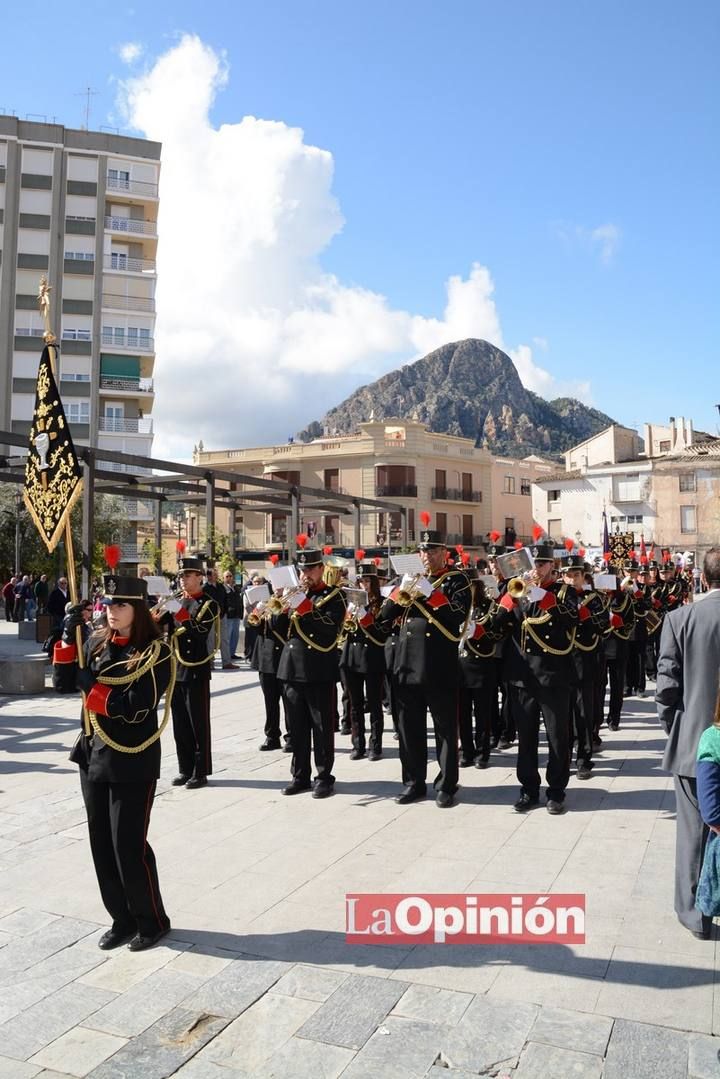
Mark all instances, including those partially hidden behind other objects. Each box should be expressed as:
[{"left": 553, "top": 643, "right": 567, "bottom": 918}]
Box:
[{"left": 3, "top": 1, "right": 719, "bottom": 451}]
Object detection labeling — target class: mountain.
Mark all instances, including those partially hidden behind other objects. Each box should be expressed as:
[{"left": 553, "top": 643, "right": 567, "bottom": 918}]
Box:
[{"left": 297, "top": 339, "right": 615, "bottom": 458}]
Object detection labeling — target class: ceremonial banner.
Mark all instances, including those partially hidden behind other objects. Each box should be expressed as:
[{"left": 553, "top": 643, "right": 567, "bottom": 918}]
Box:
[
  {"left": 607, "top": 531, "right": 634, "bottom": 568},
  {"left": 23, "top": 345, "right": 83, "bottom": 552}
]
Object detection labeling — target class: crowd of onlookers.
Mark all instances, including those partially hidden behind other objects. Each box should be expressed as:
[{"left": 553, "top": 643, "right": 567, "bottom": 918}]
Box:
[{"left": 1, "top": 573, "right": 73, "bottom": 626}]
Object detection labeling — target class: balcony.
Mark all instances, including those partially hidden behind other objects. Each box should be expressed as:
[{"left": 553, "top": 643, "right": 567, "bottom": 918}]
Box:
[
  {"left": 104, "top": 254, "right": 156, "bottom": 274},
  {"left": 445, "top": 533, "right": 487, "bottom": 547},
  {"left": 102, "top": 293, "right": 155, "bottom": 313},
  {"left": 376, "top": 484, "right": 417, "bottom": 498},
  {"left": 99, "top": 416, "right": 153, "bottom": 434},
  {"left": 105, "top": 215, "right": 157, "bottom": 236},
  {"left": 101, "top": 333, "right": 154, "bottom": 353},
  {"left": 431, "top": 487, "right": 482, "bottom": 503},
  {"left": 612, "top": 481, "right": 650, "bottom": 504},
  {"left": 100, "top": 375, "right": 154, "bottom": 393},
  {"left": 106, "top": 175, "right": 158, "bottom": 198}
]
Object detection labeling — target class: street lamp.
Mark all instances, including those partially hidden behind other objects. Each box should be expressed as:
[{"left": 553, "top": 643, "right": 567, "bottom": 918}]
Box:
[{"left": 14, "top": 488, "right": 22, "bottom": 575}]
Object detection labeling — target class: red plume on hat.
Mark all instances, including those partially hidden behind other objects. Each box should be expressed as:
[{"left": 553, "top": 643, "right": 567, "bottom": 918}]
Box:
[
  {"left": 104, "top": 544, "right": 121, "bottom": 570},
  {"left": 628, "top": 549, "right": 637, "bottom": 561},
  {"left": 419, "top": 510, "right": 431, "bottom": 527},
  {"left": 649, "top": 542, "right": 656, "bottom": 559},
  {"left": 373, "top": 556, "right": 382, "bottom": 567},
  {"left": 514, "top": 541, "right": 523, "bottom": 550},
  {"left": 175, "top": 539, "right": 186, "bottom": 555},
  {"left": 355, "top": 548, "right": 366, "bottom": 561},
  {"left": 455, "top": 544, "right": 464, "bottom": 554},
  {"left": 639, "top": 535, "right": 648, "bottom": 565},
  {"left": 269, "top": 553, "right": 279, "bottom": 565},
  {"left": 578, "top": 547, "right": 586, "bottom": 558},
  {"left": 296, "top": 533, "right": 308, "bottom": 549},
  {"left": 322, "top": 545, "right": 333, "bottom": 556},
  {"left": 532, "top": 524, "right": 544, "bottom": 542},
  {"left": 489, "top": 530, "right": 501, "bottom": 543},
  {"left": 461, "top": 551, "right": 470, "bottom": 566},
  {"left": 564, "top": 538, "right": 575, "bottom": 552}
]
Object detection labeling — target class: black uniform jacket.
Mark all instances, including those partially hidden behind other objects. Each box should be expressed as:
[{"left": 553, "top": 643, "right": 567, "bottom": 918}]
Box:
[
  {"left": 379, "top": 568, "right": 471, "bottom": 688},
  {"left": 251, "top": 617, "right": 285, "bottom": 675},
  {"left": 459, "top": 597, "right": 504, "bottom": 689},
  {"left": 499, "top": 579, "right": 578, "bottom": 689},
  {"left": 602, "top": 589, "right": 637, "bottom": 659},
  {"left": 571, "top": 588, "right": 611, "bottom": 681},
  {"left": 171, "top": 591, "right": 219, "bottom": 683},
  {"left": 339, "top": 606, "right": 388, "bottom": 675},
  {"left": 66, "top": 634, "right": 175, "bottom": 783},
  {"left": 275, "top": 584, "right": 346, "bottom": 684}
]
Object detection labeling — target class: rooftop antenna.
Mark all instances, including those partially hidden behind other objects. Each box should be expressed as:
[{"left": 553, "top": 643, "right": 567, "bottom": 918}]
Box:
[{"left": 75, "top": 86, "right": 99, "bottom": 131}]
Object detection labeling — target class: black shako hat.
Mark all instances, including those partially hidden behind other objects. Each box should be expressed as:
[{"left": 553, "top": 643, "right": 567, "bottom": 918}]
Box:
[
  {"left": 417, "top": 529, "right": 445, "bottom": 550},
  {"left": 530, "top": 541, "right": 556, "bottom": 562},
  {"left": 296, "top": 548, "right": 324, "bottom": 568},
  {"left": 178, "top": 556, "right": 206, "bottom": 574},
  {"left": 102, "top": 575, "right": 148, "bottom": 604},
  {"left": 357, "top": 562, "right": 379, "bottom": 578},
  {"left": 561, "top": 553, "right": 586, "bottom": 570}
]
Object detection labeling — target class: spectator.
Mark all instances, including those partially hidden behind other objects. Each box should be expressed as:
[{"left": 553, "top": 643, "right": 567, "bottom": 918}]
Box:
[
  {"left": 693, "top": 564, "right": 702, "bottom": 595},
  {"left": 47, "top": 576, "right": 70, "bottom": 628},
  {"left": 2, "top": 576, "right": 16, "bottom": 622},
  {"left": 656, "top": 547, "right": 720, "bottom": 939},
  {"left": 25, "top": 576, "right": 37, "bottom": 622},
  {"left": 34, "top": 574, "right": 49, "bottom": 614},
  {"left": 203, "top": 568, "right": 227, "bottom": 667},
  {"left": 221, "top": 569, "right": 243, "bottom": 664},
  {"left": 14, "top": 575, "right": 33, "bottom": 621},
  {"left": 243, "top": 574, "right": 266, "bottom": 661}
]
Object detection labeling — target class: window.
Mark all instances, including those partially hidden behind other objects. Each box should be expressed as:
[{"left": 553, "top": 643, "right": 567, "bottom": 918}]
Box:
[
  {"left": 659, "top": 440, "right": 671, "bottom": 452},
  {"left": 504, "top": 476, "right": 516, "bottom": 494},
  {"left": 62, "top": 372, "right": 90, "bottom": 382},
  {"left": 323, "top": 468, "right": 339, "bottom": 492},
  {"left": 680, "top": 506, "right": 697, "bottom": 533},
  {"left": 64, "top": 250, "right": 94, "bottom": 261},
  {"left": 66, "top": 402, "right": 90, "bottom": 424},
  {"left": 547, "top": 489, "right": 560, "bottom": 506},
  {"left": 520, "top": 478, "right": 531, "bottom": 496},
  {"left": 62, "top": 328, "right": 91, "bottom": 340},
  {"left": 435, "top": 512, "right": 447, "bottom": 537},
  {"left": 679, "top": 473, "right": 697, "bottom": 492},
  {"left": 15, "top": 327, "right": 44, "bottom": 337},
  {"left": 108, "top": 168, "right": 130, "bottom": 189}
]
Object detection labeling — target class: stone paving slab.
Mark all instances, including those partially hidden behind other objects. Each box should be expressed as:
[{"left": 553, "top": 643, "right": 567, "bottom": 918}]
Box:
[{"left": 1, "top": 624, "right": 720, "bottom": 1076}]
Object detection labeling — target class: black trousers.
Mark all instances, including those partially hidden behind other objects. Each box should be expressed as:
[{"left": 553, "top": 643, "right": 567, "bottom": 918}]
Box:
[
  {"left": 500, "top": 681, "right": 515, "bottom": 741},
  {"left": 79, "top": 771, "right": 169, "bottom": 938},
  {"left": 343, "top": 668, "right": 385, "bottom": 753},
  {"left": 339, "top": 668, "right": 350, "bottom": 730},
  {"left": 510, "top": 683, "right": 571, "bottom": 803},
  {"left": 396, "top": 683, "right": 459, "bottom": 795},
  {"left": 172, "top": 679, "right": 212, "bottom": 778},
  {"left": 284, "top": 681, "right": 336, "bottom": 785},
  {"left": 459, "top": 681, "right": 497, "bottom": 762},
  {"left": 573, "top": 681, "right": 594, "bottom": 766},
  {"left": 645, "top": 634, "right": 660, "bottom": 679},
  {"left": 606, "top": 644, "right": 628, "bottom": 724},
  {"left": 259, "top": 671, "right": 289, "bottom": 743},
  {"left": 626, "top": 639, "right": 646, "bottom": 693},
  {"left": 593, "top": 657, "right": 607, "bottom": 738},
  {"left": 385, "top": 674, "right": 400, "bottom": 733},
  {"left": 673, "top": 774, "right": 711, "bottom": 935}
]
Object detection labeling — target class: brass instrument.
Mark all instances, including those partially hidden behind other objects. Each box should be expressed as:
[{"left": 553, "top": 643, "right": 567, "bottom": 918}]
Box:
[
  {"left": 149, "top": 589, "right": 184, "bottom": 617},
  {"left": 645, "top": 608, "right": 662, "bottom": 634},
  {"left": 620, "top": 576, "right": 635, "bottom": 593},
  {"left": 247, "top": 601, "right": 269, "bottom": 626},
  {"left": 396, "top": 573, "right": 426, "bottom": 606},
  {"left": 266, "top": 585, "right": 306, "bottom": 614},
  {"left": 507, "top": 576, "right": 530, "bottom": 600}
]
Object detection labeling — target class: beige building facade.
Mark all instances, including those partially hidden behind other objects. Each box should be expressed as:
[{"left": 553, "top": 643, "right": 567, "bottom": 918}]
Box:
[
  {"left": 192, "top": 420, "right": 554, "bottom": 557},
  {"left": 0, "top": 116, "right": 161, "bottom": 564}
]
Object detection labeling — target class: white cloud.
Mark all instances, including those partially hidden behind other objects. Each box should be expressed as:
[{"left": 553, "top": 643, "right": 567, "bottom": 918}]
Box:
[
  {"left": 118, "top": 35, "right": 590, "bottom": 457},
  {"left": 555, "top": 220, "right": 622, "bottom": 265},
  {"left": 118, "top": 41, "right": 143, "bottom": 64}
]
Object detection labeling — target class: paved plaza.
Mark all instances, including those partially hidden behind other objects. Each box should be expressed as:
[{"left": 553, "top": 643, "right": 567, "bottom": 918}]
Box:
[{"left": 0, "top": 620, "right": 719, "bottom": 1078}]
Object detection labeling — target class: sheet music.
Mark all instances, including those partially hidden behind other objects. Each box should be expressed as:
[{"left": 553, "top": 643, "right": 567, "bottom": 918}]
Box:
[
  {"left": 246, "top": 583, "right": 270, "bottom": 604},
  {"left": 269, "top": 565, "right": 298, "bottom": 590},
  {"left": 144, "top": 575, "right": 172, "bottom": 596},
  {"left": 390, "top": 553, "right": 424, "bottom": 576}
]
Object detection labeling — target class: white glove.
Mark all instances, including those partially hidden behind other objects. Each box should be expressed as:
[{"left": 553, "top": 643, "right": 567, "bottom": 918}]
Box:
[
  {"left": 287, "top": 591, "right": 307, "bottom": 610},
  {"left": 355, "top": 606, "right": 368, "bottom": 620},
  {"left": 527, "top": 586, "right": 546, "bottom": 602},
  {"left": 399, "top": 573, "right": 416, "bottom": 592},
  {"left": 416, "top": 576, "right": 433, "bottom": 598},
  {"left": 465, "top": 620, "right": 477, "bottom": 637},
  {"left": 165, "top": 599, "right": 182, "bottom": 614},
  {"left": 346, "top": 602, "right": 357, "bottom": 616}
]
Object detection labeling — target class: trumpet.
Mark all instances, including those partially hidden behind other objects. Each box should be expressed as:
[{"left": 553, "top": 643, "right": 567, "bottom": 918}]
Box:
[
  {"left": 149, "top": 589, "right": 184, "bottom": 617},
  {"left": 507, "top": 570, "right": 536, "bottom": 599},
  {"left": 266, "top": 585, "right": 306, "bottom": 614},
  {"left": 620, "top": 576, "right": 635, "bottom": 593},
  {"left": 247, "top": 601, "right": 269, "bottom": 626},
  {"left": 396, "top": 573, "right": 426, "bottom": 606}
]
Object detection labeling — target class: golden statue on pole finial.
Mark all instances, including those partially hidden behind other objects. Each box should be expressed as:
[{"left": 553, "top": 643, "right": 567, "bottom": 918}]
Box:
[{"left": 37, "top": 275, "right": 57, "bottom": 345}]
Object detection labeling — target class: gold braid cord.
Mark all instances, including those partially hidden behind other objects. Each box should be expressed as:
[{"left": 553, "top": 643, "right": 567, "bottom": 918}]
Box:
[
  {"left": 88, "top": 642, "right": 177, "bottom": 755},
  {"left": 289, "top": 587, "right": 343, "bottom": 653},
  {"left": 407, "top": 573, "right": 470, "bottom": 644},
  {"left": 172, "top": 601, "right": 221, "bottom": 668}
]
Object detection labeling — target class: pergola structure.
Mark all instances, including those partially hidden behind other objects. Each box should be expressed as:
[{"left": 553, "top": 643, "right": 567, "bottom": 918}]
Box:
[{"left": 0, "top": 430, "right": 408, "bottom": 594}]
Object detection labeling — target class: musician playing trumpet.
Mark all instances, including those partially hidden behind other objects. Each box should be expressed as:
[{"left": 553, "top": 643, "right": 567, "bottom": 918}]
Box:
[
  {"left": 339, "top": 563, "right": 389, "bottom": 761},
  {"left": 378, "top": 521, "right": 471, "bottom": 808},
  {"left": 274, "top": 538, "right": 346, "bottom": 799}
]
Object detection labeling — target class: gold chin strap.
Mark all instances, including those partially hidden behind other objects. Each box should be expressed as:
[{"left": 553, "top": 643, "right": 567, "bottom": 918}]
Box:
[{"left": 87, "top": 641, "right": 177, "bottom": 755}]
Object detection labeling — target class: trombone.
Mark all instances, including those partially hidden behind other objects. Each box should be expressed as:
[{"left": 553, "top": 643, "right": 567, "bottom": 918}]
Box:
[
  {"left": 247, "top": 600, "right": 269, "bottom": 626},
  {"left": 149, "top": 589, "right": 184, "bottom": 617},
  {"left": 266, "top": 585, "right": 306, "bottom": 614},
  {"left": 396, "top": 573, "right": 426, "bottom": 606}
]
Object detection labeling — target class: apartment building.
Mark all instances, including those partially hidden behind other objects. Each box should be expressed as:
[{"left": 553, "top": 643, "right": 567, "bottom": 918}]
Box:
[
  {"left": 0, "top": 116, "right": 161, "bottom": 564},
  {"left": 192, "top": 419, "right": 554, "bottom": 556},
  {"left": 532, "top": 418, "right": 720, "bottom": 558}
]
